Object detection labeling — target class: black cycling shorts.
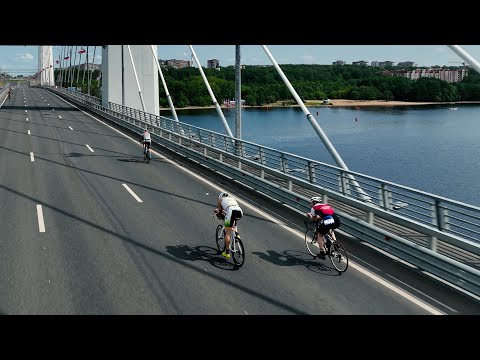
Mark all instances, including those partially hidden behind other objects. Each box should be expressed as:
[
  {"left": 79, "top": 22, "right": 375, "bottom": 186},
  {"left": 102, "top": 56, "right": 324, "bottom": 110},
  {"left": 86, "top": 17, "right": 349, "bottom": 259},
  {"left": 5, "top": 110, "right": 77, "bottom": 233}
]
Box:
[{"left": 317, "top": 213, "right": 340, "bottom": 235}]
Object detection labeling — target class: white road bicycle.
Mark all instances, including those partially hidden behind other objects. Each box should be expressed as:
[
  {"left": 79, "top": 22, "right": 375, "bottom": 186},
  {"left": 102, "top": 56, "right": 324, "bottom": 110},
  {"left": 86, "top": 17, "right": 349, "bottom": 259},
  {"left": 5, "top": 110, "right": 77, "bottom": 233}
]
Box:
[{"left": 214, "top": 214, "right": 245, "bottom": 267}]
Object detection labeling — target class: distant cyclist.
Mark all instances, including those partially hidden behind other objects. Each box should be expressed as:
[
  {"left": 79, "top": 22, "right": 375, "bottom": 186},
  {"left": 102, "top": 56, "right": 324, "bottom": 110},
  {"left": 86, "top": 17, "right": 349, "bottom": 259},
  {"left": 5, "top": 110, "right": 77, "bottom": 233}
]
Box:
[
  {"left": 306, "top": 196, "right": 341, "bottom": 258},
  {"left": 139, "top": 128, "right": 151, "bottom": 155},
  {"left": 214, "top": 192, "right": 243, "bottom": 259}
]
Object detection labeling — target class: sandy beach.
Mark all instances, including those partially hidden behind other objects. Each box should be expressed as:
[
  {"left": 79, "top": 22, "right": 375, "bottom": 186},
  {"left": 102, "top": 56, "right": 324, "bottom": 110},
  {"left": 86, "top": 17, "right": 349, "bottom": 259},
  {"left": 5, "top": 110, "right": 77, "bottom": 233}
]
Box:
[{"left": 160, "top": 99, "right": 480, "bottom": 111}]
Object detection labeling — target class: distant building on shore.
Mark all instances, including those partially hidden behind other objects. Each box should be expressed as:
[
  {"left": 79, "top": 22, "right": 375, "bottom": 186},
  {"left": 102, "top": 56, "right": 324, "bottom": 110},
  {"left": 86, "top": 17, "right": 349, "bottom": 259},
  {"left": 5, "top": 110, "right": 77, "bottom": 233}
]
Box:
[
  {"left": 333, "top": 60, "right": 345, "bottom": 65},
  {"left": 397, "top": 61, "right": 417, "bottom": 67},
  {"left": 352, "top": 60, "right": 369, "bottom": 66},
  {"left": 378, "top": 61, "right": 395, "bottom": 67},
  {"left": 160, "top": 59, "right": 191, "bottom": 69},
  {"left": 223, "top": 99, "right": 245, "bottom": 107},
  {"left": 74, "top": 63, "right": 101, "bottom": 71},
  {"left": 384, "top": 68, "right": 469, "bottom": 83},
  {"left": 208, "top": 59, "right": 220, "bottom": 69}
]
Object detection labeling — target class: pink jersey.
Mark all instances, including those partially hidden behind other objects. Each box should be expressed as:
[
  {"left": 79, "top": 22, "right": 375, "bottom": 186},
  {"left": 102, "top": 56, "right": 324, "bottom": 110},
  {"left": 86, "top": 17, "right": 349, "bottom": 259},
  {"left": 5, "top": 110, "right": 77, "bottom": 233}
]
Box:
[{"left": 310, "top": 203, "right": 335, "bottom": 218}]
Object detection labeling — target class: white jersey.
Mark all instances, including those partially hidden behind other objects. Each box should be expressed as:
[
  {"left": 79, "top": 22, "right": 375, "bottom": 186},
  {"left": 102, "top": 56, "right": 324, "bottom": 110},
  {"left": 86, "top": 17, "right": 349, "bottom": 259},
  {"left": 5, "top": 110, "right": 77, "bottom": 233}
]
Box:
[
  {"left": 143, "top": 132, "right": 151, "bottom": 141},
  {"left": 220, "top": 196, "right": 239, "bottom": 211}
]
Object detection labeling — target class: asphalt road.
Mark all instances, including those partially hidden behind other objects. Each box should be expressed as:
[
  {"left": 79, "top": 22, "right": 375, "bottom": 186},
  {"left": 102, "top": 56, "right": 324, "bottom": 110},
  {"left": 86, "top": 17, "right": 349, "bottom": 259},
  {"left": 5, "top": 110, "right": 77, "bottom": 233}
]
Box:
[{"left": 0, "top": 84, "right": 478, "bottom": 314}]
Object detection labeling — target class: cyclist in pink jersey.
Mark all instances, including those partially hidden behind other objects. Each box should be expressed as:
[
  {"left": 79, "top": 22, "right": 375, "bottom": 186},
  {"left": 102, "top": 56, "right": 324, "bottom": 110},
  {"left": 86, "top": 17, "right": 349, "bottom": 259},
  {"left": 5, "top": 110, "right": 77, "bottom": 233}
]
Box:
[{"left": 306, "top": 196, "right": 341, "bottom": 258}]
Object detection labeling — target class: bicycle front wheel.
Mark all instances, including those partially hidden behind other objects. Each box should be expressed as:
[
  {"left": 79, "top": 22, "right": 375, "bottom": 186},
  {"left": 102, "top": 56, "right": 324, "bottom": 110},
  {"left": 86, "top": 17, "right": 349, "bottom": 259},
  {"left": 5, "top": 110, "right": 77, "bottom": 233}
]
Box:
[
  {"left": 305, "top": 229, "right": 319, "bottom": 257},
  {"left": 232, "top": 238, "right": 245, "bottom": 267},
  {"left": 215, "top": 225, "right": 225, "bottom": 252},
  {"left": 329, "top": 241, "right": 349, "bottom": 273}
]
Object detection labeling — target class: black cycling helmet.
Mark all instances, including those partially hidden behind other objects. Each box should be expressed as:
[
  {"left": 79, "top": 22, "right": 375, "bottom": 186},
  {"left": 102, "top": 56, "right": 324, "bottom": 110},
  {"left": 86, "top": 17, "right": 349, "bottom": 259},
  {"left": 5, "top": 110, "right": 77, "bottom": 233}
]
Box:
[{"left": 219, "top": 192, "right": 229, "bottom": 199}]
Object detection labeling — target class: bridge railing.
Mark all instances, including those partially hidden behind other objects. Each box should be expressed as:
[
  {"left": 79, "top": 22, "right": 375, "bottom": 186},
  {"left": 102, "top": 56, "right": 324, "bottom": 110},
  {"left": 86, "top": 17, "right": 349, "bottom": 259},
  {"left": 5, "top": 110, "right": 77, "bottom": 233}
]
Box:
[
  {"left": 0, "top": 85, "right": 9, "bottom": 104},
  {"left": 45, "top": 86, "right": 480, "bottom": 297},
  {"left": 104, "top": 95, "right": 480, "bottom": 244}
]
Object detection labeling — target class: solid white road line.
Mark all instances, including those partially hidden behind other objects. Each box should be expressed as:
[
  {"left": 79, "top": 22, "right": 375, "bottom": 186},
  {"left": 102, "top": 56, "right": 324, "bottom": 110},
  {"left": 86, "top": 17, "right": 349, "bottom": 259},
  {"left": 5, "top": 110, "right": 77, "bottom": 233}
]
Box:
[
  {"left": 384, "top": 273, "right": 458, "bottom": 313},
  {"left": 28, "top": 130, "right": 30, "bottom": 135},
  {"left": 122, "top": 184, "right": 143, "bottom": 203},
  {"left": 30, "top": 152, "right": 34, "bottom": 162},
  {"left": 68, "top": 126, "right": 73, "bottom": 130},
  {"left": 422, "top": 271, "right": 480, "bottom": 302},
  {"left": 56, "top": 92, "right": 447, "bottom": 315},
  {"left": 361, "top": 242, "right": 418, "bottom": 269},
  {"left": 36, "top": 205, "right": 45, "bottom": 232},
  {"left": 85, "top": 144, "right": 94, "bottom": 152}
]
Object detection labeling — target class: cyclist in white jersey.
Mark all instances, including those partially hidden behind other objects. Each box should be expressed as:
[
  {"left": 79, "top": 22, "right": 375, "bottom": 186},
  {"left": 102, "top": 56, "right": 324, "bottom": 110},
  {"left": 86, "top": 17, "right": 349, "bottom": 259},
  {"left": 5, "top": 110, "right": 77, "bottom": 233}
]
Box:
[
  {"left": 214, "top": 192, "right": 243, "bottom": 259},
  {"left": 140, "top": 129, "right": 151, "bottom": 154}
]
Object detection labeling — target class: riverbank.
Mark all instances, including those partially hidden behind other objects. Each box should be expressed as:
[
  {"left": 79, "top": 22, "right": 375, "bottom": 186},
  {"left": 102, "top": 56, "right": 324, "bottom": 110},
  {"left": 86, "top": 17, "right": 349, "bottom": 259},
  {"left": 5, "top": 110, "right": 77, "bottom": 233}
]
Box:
[{"left": 160, "top": 99, "right": 480, "bottom": 111}]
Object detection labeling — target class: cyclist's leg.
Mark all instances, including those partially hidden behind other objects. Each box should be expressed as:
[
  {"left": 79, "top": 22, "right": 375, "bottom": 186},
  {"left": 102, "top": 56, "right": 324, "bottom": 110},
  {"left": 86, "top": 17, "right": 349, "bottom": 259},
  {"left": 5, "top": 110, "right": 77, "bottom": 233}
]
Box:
[
  {"left": 223, "top": 207, "right": 234, "bottom": 256},
  {"left": 328, "top": 228, "right": 336, "bottom": 241},
  {"left": 331, "top": 213, "right": 340, "bottom": 241},
  {"left": 316, "top": 221, "right": 327, "bottom": 256}
]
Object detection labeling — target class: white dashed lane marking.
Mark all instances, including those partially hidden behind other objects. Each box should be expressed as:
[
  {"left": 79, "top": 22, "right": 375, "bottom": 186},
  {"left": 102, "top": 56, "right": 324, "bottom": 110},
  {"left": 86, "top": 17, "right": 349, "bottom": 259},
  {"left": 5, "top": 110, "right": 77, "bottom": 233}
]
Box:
[{"left": 122, "top": 184, "right": 143, "bottom": 203}]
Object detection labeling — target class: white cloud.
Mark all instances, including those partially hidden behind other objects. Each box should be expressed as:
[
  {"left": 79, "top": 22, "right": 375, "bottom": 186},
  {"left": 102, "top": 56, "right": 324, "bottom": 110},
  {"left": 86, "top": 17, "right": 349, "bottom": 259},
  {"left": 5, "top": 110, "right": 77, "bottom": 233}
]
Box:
[
  {"left": 15, "top": 53, "right": 34, "bottom": 61},
  {"left": 251, "top": 57, "right": 267, "bottom": 64},
  {"left": 434, "top": 47, "right": 448, "bottom": 53},
  {"left": 299, "top": 55, "right": 314, "bottom": 62}
]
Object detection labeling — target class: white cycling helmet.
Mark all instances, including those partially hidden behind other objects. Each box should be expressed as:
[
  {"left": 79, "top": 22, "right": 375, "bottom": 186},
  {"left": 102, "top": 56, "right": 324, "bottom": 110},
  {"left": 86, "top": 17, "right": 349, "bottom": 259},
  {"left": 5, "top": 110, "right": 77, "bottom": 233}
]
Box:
[
  {"left": 219, "top": 192, "right": 229, "bottom": 199},
  {"left": 310, "top": 196, "right": 322, "bottom": 204}
]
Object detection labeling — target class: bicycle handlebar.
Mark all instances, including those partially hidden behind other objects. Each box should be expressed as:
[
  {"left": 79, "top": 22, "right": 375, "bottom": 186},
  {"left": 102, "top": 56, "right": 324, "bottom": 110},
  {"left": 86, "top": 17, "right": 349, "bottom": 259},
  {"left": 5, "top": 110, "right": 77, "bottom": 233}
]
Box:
[
  {"left": 213, "top": 214, "right": 224, "bottom": 221},
  {"left": 304, "top": 219, "right": 317, "bottom": 230}
]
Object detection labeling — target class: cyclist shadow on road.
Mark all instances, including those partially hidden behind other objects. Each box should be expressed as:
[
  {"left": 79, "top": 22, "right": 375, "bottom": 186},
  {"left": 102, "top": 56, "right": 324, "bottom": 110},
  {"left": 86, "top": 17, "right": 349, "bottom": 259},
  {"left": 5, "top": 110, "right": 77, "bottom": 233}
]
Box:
[
  {"left": 252, "top": 249, "right": 340, "bottom": 276},
  {"left": 116, "top": 157, "right": 169, "bottom": 164},
  {"left": 166, "top": 244, "right": 239, "bottom": 271},
  {"left": 116, "top": 158, "right": 143, "bottom": 163}
]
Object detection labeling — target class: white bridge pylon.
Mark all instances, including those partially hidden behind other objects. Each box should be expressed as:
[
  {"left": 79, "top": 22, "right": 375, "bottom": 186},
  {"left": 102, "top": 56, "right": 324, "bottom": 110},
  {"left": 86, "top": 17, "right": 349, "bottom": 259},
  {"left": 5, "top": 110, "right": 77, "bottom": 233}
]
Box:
[
  {"left": 38, "top": 46, "right": 54, "bottom": 86},
  {"left": 102, "top": 45, "right": 159, "bottom": 116}
]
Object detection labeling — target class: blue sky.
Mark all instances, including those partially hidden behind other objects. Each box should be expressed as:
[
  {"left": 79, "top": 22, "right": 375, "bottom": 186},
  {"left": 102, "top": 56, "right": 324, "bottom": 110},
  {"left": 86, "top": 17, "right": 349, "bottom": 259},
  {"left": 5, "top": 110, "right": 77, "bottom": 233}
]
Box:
[{"left": 1, "top": 45, "right": 479, "bottom": 75}]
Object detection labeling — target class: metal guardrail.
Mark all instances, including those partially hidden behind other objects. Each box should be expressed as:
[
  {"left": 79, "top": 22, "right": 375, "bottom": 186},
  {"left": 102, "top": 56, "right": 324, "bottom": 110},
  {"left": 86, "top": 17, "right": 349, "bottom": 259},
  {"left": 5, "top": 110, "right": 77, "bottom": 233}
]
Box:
[
  {"left": 44, "top": 86, "right": 480, "bottom": 297},
  {"left": 0, "top": 85, "right": 9, "bottom": 104}
]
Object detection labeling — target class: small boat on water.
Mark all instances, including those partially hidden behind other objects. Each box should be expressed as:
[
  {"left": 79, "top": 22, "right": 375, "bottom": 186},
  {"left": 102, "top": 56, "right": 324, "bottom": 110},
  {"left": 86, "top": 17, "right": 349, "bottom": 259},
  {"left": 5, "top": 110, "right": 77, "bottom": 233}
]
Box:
[{"left": 449, "top": 107, "right": 458, "bottom": 110}]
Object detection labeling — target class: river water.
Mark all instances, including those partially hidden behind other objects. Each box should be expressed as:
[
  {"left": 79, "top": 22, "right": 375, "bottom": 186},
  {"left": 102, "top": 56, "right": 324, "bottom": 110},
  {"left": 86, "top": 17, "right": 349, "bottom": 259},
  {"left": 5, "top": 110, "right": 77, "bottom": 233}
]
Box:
[{"left": 163, "top": 104, "right": 480, "bottom": 207}]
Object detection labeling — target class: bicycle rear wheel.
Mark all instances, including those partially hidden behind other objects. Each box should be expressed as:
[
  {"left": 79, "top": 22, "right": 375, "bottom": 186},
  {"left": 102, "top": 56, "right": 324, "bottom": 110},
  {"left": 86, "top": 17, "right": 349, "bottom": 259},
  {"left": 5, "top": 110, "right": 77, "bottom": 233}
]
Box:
[
  {"left": 329, "top": 241, "right": 349, "bottom": 273},
  {"left": 215, "top": 225, "right": 225, "bottom": 252},
  {"left": 305, "top": 229, "right": 319, "bottom": 257},
  {"left": 231, "top": 238, "right": 245, "bottom": 267}
]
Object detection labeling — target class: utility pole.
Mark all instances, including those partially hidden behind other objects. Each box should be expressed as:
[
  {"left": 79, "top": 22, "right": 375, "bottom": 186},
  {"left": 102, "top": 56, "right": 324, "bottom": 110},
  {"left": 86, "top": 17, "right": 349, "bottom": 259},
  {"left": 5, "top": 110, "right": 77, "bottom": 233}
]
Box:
[
  {"left": 121, "top": 45, "right": 125, "bottom": 106},
  {"left": 235, "top": 45, "right": 241, "bottom": 140}
]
